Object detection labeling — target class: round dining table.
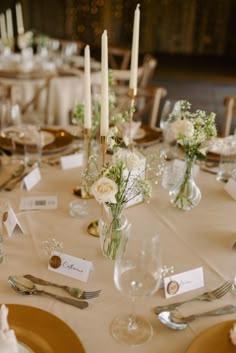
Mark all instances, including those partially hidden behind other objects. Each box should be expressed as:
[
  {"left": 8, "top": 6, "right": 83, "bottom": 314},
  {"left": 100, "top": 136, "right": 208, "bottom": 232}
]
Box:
[{"left": 0, "top": 142, "right": 236, "bottom": 353}]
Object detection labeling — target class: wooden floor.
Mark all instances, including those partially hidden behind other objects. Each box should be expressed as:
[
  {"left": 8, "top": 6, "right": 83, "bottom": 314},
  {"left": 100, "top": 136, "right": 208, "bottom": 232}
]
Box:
[{"left": 151, "top": 54, "right": 236, "bottom": 134}]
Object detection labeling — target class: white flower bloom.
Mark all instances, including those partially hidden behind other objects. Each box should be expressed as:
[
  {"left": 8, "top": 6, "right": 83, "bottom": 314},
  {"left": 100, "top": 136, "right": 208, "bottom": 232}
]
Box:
[
  {"left": 124, "top": 151, "right": 142, "bottom": 171},
  {"left": 91, "top": 177, "right": 118, "bottom": 204},
  {"left": 171, "top": 119, "right": 194, "bottom": 139}
]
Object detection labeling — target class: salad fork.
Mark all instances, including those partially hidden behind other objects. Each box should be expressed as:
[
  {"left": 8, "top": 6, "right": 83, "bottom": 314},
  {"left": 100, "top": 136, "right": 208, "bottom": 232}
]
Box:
[
  {"left": 154, "top": 280, "right": 232, "bottom": 314},
  {"left": 24, "top": 274, "right": 101, "bottom": 299}
]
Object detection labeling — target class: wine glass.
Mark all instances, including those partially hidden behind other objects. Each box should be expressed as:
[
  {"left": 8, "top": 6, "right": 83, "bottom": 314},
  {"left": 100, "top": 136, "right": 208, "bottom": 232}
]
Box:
[
  {"left": 111, "top": 229, "right": 162, "bottom": 346},
  {"left": 159, "top": 99, "right": 177, "bottom": 160}
]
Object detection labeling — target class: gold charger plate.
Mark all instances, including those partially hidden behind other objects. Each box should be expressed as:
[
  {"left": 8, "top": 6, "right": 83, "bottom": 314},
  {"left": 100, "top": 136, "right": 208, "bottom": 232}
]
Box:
[
  {"left": 7, "top": 304, "right": 86, "bottom": 353},
  {"left": 133, "top": 125, "right": 162, "bottom": 147},
  {"left": 185, "top": 320, "right": 236, "bottom": 353},
  {"left": 0, "top": 128, "right": 74, "bottom": 155}
]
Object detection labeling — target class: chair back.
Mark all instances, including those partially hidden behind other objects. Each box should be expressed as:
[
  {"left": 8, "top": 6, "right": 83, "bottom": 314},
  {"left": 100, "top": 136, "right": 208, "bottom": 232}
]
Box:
[
  {"left": 108, "top": 47, "right": 131, "bottom": 70},
  {"left": 222, "top": 96, "right": 236, "bottom": 136},
  {"left": 112, "top": 85, "right": 167, "bottom": 128},
  {"left": 138, "top": 54, "right": 158, "bottom": 87}
]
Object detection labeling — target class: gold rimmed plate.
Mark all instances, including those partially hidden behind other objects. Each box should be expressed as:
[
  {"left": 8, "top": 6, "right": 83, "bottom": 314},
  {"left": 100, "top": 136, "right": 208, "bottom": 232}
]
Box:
[
  {"left": 133, "top": 125, "right": 162, "bottom": 147},
  {"left": 185, "top": 320, "right": 236, "bottom": 353},
  {"left": 7, "top": 304, "right": 86, "bottom": 353},
  {"left": 0, "top": 128, "right": 74, "bottom": 155}
]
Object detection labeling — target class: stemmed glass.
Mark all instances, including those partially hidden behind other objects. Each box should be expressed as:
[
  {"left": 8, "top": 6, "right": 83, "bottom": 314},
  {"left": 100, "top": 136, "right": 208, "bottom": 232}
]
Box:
[
  {"left": 159, "top": 99, "right": 177, "bottom": 160},
  {"left": 111, "top": 229, "right": 162, "bottom": 346}
]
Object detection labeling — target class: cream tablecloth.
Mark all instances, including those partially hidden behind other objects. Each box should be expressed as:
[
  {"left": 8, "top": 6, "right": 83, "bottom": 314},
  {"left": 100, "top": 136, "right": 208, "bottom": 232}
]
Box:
[{"left": 0, "top": 156, "right": 236, "bottom": 353}]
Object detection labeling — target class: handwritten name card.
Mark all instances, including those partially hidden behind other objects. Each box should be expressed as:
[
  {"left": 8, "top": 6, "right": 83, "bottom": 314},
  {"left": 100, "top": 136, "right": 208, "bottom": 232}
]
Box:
[
  {"left": 164, "top": 267, "right": 204, "bottom": 298},
  {"left": 4, "top": 206, "right": 24, "bottom": 237},
  {"left": 48, "top": 251, "right": 94, "bottom": 282}
]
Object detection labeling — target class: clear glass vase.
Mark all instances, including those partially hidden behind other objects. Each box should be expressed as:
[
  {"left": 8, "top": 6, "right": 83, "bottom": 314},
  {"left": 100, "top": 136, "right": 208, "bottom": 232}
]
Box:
[
  {"left": 98, "top": 212, "right": 130, "bottom": 260},
  {"left": 169, "top": 156, "right": 201, "bottom": 211}
]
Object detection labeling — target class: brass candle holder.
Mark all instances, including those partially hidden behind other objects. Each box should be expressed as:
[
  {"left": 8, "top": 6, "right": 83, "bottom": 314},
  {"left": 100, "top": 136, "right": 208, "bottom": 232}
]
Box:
[
  {"left": 127, "top": 87, "right": 137, "bottom": 149},
  {"left": 87, "top": 135, "right": 107, "bottom": 237},
  {"left": 73, "top": 127, "right": 93, "bottom": 199}
]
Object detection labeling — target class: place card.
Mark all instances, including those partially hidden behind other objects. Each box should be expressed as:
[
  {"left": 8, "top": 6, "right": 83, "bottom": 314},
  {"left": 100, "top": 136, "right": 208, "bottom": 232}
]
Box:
[
  {"left": 19, "top": 196, "right": 58, "bottom": 210},
  {"left": 164, "top": 267, "right": 204, "bottom": 298},
  {"left": 21, "top": 167, "right": 41, "bottom": 191},
  {"left": 48, "top": 251, "right": 94, "bottom": 282},
  {"left": 60, "top": 153, "right": 83, "bottom": 170},
  {"left": 172, "top": 159, "right": 200, "bottom": 177},
  {"left": 3, "top": 206, "right": 24, "bottom": 237},
  {"left": 224, "top": 178, "right": 236, "bottom": 200}
]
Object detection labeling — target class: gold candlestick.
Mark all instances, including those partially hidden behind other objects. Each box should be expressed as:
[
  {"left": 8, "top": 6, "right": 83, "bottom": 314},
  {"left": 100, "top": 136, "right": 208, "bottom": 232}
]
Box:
[
  {"left": 73, "top": 128, "right": 93, "bottom": 199},
  {"left": 87, "top": 135, "right": 107, "bottom": 237},
  {"left": 128, "top": 88, "right": 137, "bottom": 149}
]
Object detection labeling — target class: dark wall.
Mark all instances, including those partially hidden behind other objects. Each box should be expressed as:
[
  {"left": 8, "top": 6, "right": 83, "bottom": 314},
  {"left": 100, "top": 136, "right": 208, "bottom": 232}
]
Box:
[{"left": 1, "top": 0, "right": 236, "bottom": 57}]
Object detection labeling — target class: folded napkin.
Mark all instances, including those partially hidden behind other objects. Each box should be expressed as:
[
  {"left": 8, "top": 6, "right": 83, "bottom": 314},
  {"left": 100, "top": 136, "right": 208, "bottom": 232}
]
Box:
[
  {"left": 0, "top": 304, "right": 18, "bottom": 353},
  {"left": 117, "top": 121, "right": 142, "bottom": 145}
]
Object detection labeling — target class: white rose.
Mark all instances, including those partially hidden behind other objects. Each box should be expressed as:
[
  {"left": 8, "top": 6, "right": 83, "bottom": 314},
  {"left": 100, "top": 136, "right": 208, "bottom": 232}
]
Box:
[
  {"left": 91, "top": 177, "right": 118, "bottom": 204},
  {"left": 171, "top": 119, "right": 194, "bottom": 139},
  {"left": 125, "top": 151, "right": 141, "bottom": 171}
]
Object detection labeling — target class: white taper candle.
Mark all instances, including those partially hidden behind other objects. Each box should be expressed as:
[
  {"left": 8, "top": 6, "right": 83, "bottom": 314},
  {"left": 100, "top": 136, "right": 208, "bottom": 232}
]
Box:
[
  {"left": 0, "top": 14, "right": 7, "bottom": 41},
  {"left": 129, "top": 4, "right": 140, "bottom": 91},
  {"left": 84, "top": 45, "right": 92, "bottom": 129},
  {"left": 100, "top": 30, "right": 109, "bottom": 137},
  {"left": 6, "top": 9, "right": 13, "bottom": 39},
  {"left": 16, "top": 3, "right": 24, "bottom": 34}
]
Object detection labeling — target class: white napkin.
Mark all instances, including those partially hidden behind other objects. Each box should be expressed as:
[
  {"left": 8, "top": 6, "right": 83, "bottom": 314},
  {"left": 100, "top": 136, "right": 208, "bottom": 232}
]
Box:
[
  {"left": 118, "top": 121, "right": 141, "bottom": 145},
  {"left": 0, "top": 304, "right": 18, "bottom": 353}
]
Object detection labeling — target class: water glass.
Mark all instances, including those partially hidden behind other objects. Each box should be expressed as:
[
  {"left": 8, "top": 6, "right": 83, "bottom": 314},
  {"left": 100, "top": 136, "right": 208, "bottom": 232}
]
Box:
[
  {"left": 216, "top": 137, "right": 236, "bottom": 182},
  {"left": 23, "top": 125, "right": 42, "bottom": 167}
]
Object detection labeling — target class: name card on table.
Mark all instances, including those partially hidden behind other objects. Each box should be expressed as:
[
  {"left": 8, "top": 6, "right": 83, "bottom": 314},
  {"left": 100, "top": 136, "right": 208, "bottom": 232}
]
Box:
[
  {"left": 48, "top": 251, "right": 94, "bottom": 282},
  {"left": 19, "top": 196, "right": 58, "bottom": 210},
  {"left": 21, "top": 167, "right": 41, "bottom": 190},
  {"left": 224, "top": 178, "right": 236, "bottom": 200},
  {"left": 4, "top": 206, "right": 24, "bottom": 237},
  {"left": 172, "top": 159, "right": 200, "bottom": 178},
  {"left": 164, "top": 267, "right": 204, "bottom": 298},
  {"left": 60, "top": 153, "right": 84, "bottom": 170}
]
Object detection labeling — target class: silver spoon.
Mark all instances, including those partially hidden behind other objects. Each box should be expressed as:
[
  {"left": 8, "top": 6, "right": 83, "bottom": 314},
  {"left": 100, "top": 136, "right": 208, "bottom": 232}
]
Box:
[
  {"left": 158, "top": 305, "right": 236, "bottom": 330},
  {"left": 8, "top": 275, "right": 88, "bottom": 310}
]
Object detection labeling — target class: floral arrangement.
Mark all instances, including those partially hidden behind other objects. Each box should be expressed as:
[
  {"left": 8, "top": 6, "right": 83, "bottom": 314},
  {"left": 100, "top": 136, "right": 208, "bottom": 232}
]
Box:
[
  {"left": 168, "top": 100, "right": 217, "bottom": 210},
  {"left": 169, "top": 100, "right": 217, "bottom": 159},
  {"left": 82, "top": 139, "right": 165, "bottom": 259}
]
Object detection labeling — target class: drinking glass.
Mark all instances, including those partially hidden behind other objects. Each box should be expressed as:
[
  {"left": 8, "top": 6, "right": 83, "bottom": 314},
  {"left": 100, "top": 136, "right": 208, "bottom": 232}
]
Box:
[
  {"left": 159, "top": 100, "right": 177, "bottom": 160},
  {"left": 111, "top": 230, "right": 162, "bottom": 346}
]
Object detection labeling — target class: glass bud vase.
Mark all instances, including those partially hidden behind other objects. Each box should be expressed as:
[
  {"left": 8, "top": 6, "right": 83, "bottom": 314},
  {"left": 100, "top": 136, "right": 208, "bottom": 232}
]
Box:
[
  {"left": 169, "top": 156, "right": 201, "bottom": 211},
  {"left": 98, "top": 212, "right": 130, "bottom": 260}
]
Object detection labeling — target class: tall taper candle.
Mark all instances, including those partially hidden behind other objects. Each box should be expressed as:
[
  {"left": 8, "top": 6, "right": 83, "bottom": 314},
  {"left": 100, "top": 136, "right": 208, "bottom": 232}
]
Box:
[
  {"left": 129, "top": 4, "right": 140, "bottom": 91},
  {"left": 16, "top": 3, "right": 24, "bottom": 34},
  {"left": 6, "top": 9, "right": 13, "bottom": 39},
  {"left": 84, "top": 45, "right": 92, "bottom": 129},
  {"left": 0, "top": 14, "right": 7, "bottom": 41},
  {"left": 100, "top": 30, "right": 109, "bottom": 137}
]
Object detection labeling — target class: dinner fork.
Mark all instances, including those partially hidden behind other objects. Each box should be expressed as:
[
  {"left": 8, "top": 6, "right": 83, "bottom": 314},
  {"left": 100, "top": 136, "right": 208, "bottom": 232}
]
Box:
[
  {"left": 24, "top": 274, "right": 101, "bottom": 300},
  {"left": 154, "top": 280, "right": 232, "bottom": 314}
]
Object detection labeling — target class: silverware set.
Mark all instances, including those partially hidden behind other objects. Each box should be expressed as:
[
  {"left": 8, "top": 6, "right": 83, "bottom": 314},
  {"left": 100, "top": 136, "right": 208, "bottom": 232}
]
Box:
[
  {"left": 8, "top": 274, "right": 102, "bottom": 309},
  {"left": 155, "top": 280, "right": 232, "bottom": 314},
  {"left": 24, "top": 274, "right": 101, "bottom": 300},
  {"left": 155, "top": 281, "right": 234, "bottom": 329}
]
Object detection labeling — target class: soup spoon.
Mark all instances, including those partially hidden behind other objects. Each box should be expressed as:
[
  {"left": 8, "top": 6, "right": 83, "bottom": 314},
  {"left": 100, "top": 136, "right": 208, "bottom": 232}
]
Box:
[
  {"left": 8, "top": 275, "right": 88, "bottom": 309},
  {"left": 158, "top": 305, "right": 236, "bottom": 330}
]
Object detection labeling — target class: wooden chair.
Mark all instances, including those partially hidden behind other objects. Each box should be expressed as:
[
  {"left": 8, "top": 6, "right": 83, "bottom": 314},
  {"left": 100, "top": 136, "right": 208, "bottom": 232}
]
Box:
[
  {"left": 112, "top": 85, "right": 167, "bottom": 128},
  {"left": 108, "top": 47, "right": 131, "bottom": 70},
  {"left": 222, "top": 96, "right": 236, "bottom": 136},
  {"left": 110, "top": 54, "right": 158, "bottom": 88}
]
